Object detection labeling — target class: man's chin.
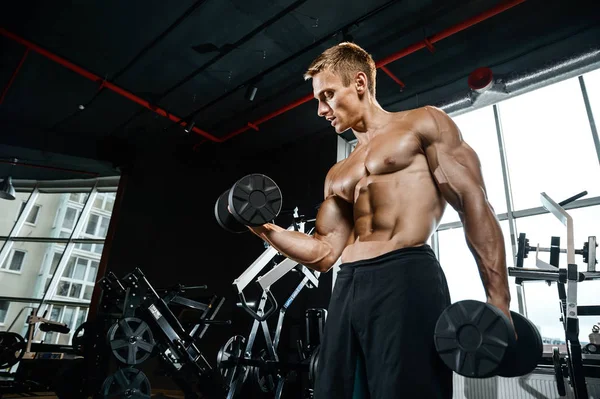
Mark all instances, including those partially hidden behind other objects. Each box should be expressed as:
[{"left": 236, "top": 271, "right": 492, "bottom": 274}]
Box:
[{"left": 333, "top": 124, "right": 347, "bottom": 134}]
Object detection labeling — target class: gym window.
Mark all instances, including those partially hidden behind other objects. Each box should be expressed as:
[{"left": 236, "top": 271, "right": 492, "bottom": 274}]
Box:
[
  {"left": 0, "top": 178, "right": 119, "bottom": 346},
  {"left": 1, "top": 249, "right": 26, "bottom": 273},
  {"left": 0, "top": 300, "right": 9, "bottom": 324},
  {"left": 18, "top": 202, "right": 41, "bottom": 225}
]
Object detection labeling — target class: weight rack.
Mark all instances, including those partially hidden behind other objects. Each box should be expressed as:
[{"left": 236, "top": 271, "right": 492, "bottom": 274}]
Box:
[{"left": 508, "top": 192, "right": 600, "bottom": 398}]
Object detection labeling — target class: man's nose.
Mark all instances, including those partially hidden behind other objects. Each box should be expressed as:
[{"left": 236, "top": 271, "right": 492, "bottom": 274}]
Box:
[{"left": 317, "top": 101, "right": 329, "bottom": 117}]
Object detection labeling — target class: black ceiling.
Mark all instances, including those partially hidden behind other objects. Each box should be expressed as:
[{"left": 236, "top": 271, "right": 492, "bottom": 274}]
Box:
[{"left": 1, "top": 0, "right": 599, "bottom": 180}]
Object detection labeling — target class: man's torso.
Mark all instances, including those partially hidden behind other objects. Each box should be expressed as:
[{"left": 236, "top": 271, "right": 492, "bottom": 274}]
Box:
[{"left": 327, "top": 107, "right": 446, "bottom": 263}]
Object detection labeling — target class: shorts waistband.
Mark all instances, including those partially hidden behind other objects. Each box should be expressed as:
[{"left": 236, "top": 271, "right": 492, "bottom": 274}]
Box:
[{"left": 339, "top": 244, "right": 436, "bottom": 271}]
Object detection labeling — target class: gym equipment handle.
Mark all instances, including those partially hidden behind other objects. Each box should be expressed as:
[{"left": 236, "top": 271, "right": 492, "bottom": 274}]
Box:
[
  {"left": 202, "top": 320, "right": 232, "bottom": 325},
  {"left": 558, "top": 190, "right": 587, "bottom": 207},
  {"left": 238, "top": 290, "right": 278, "bottom": 322}
]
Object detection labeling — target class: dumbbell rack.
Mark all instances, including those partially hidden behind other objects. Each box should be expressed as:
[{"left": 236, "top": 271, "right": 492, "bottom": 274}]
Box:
[
  {"left": 508, "top": 192, "right": 600, "bottom": 399},
  {"left": 218, "top": 214, "right": 324, "bottom": 399}
]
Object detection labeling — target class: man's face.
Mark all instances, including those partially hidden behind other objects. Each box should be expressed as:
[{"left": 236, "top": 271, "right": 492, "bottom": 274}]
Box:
[{"left": 312, "top": 70, "right": 361, "bottom": 134}]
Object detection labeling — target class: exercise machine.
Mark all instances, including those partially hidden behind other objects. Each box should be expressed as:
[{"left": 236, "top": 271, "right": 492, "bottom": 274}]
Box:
[
  {"left": 508, "top": 191, "right": 600, "bottom": 398},
  {"left": 217, "top": 209, "right": 326, "bottom": 398},
  {"left": 93, "top": 268, "right": 230, "bottom": 398}
]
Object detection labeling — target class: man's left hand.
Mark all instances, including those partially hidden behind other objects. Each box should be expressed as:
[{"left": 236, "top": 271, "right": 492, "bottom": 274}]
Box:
[{"left": 487, "top": 298, "right": 517, "bottom": 340}]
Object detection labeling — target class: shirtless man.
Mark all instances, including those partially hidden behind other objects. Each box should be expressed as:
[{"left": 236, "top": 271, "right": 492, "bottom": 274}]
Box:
[{"left": 247, "top": 42, "right": 512, "bottom": 398}]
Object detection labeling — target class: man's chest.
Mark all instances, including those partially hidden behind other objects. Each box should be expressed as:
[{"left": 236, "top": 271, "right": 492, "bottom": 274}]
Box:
[{"left": 329, "top": 131, "right": 423, "bottom": 202}]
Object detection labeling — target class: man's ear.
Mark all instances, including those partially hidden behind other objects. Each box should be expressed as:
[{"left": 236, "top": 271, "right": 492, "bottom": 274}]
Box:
[{"left": 355, "top": 71, "right": 368, "bottom": 95}]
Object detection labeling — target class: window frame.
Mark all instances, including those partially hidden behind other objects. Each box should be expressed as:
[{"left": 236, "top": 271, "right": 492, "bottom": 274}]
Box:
[
  {"left": 17, "top": 202, "right": 42, "bottom": 226},
  {"left": 0, "top": 248, "right": 27, "bottom": 274}
]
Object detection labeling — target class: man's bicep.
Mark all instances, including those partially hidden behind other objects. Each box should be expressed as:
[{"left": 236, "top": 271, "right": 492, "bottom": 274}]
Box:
[{"left": 313, "top": 195, "right": 353, "bottom": 261}]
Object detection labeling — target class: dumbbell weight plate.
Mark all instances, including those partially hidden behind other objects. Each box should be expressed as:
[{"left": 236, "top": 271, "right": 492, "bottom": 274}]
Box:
[
  {"left": 214, "top": 189, "right": 248, "bottom": 233},
  {"left": 434, "top": 300, "right": 515, "bottom": 378},
  {"left": 228, "top": 174, "right": 282, "bottom": 227},
  {"left": 498, "top": 311, "right": 543, "bottom": 377}
]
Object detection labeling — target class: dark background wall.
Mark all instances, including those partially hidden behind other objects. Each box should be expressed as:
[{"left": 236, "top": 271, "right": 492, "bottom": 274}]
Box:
[{"left": 104, "top": 126, "right": 338, "bottom": 395}]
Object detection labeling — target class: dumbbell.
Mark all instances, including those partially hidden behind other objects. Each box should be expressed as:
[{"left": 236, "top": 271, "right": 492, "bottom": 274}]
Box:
[
  {"left": 433, "top": 300, "right": 543, "bottom": 378},
  {"left": 214, "top": 174, "right": 283, "bottom": 233}
]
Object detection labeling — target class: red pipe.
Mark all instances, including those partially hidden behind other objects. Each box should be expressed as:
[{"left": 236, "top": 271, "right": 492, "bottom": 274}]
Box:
[
  {"left": 380, "top": 66, "right": 406, "bottom": 89},
  {"left": 0, "top": 48, "right": 29, "bottom": 105},
  {"left": 0, "top": 28, "right": 224, "bottom": 143},
  {"left": 376, "top": 0, "right": 527, "bottom": 67},
  {"left": 0, "top": 159, "right": 98, "bottom": 176},
  {"left": 218, "top": 0, "right": 526, "bottom": 143},
  {"left": 1, "top": 0, "right": 525, "bottom": 145}
]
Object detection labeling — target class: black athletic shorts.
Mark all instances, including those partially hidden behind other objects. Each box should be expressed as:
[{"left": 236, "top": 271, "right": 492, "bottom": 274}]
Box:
[{"left": 313, "top": 245, "right": 453, "bottom": 399}]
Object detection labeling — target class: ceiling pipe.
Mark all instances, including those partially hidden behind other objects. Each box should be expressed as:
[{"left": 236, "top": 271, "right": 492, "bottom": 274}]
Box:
[
  {"left": 380, "top": 66, "right": 406, "bottom": 89},
  {"left": 0, "top": 158, "right": 98, "bottom": 176},
  {"left": 178, "top": 0, "right": 401, "bottom": 124},
  {"left": 0, "top": 28, "right": 224, "bottom": 143},
  {"left": 0, "top": 48, "right": 29, "bottom": 105},
  {"left": 1, "top": 0, "right": 526, "bottom": 147},
  {"left": 197, "top": 0, "right": 527, "bottom": 146},
  {"left": 439, "top": 47, "right": 600, "bottom": 116}
]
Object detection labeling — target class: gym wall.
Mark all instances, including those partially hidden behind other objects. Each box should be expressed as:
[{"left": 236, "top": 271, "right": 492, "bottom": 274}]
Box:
[{"left": 103, "top": 127, "right": 337, "bottom": 393}]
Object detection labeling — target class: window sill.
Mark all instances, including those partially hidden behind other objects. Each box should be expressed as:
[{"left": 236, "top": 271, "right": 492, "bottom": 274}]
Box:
[{"left": 0, "top": 269, "right": 22, "bottom": 275}]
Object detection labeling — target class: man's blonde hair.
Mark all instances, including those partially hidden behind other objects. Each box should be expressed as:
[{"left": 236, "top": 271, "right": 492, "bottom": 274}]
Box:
[{"left": 304, "top": 42, "right": 377, "bottom": 97}]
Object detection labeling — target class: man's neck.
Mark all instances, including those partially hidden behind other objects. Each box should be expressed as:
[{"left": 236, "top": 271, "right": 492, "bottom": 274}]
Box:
[{"left": 352, "top": 100, "right": 391, "bottom": 145}]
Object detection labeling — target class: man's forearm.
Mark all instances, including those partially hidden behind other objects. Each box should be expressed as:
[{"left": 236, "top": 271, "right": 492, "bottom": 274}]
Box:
[
  {"left": 248, "top": 224, "right": 334, "bottom": 272},
  {"left": 461, "top": 194, "right": 511, "bottom": 303}
]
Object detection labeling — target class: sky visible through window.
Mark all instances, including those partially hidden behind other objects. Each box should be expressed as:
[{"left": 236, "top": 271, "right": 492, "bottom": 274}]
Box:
[{"left": 439, "top": 68, "right": 600, "bottom": 343}]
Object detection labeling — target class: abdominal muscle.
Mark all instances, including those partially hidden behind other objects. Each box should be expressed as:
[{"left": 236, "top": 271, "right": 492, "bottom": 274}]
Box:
[{"left": 339, "top": 165, "right": 446, "bottom": 264}]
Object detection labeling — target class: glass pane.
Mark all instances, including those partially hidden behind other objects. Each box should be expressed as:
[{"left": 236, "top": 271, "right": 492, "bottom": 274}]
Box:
[
  {"left": 59, "top": 306, "right": 76, "bottom": 345},
  {"left": 79, "top": 243, "right": 93, "bottom": 252},
  {"left": 25, "top": 205, "right": 40, "bottom": 224},
  {"left": 583, "top": 66, "right": 600, "bottom": 127},
  {"left": 0, "top": 242, "right": 64, "bottom": 300},
  {"left": 105, "top": 194, "right": 115, "bottom": 212},
  {"left": 69, "top": 283, "right": 82, "bottom": 299},
  {"left": 74, "top": 261, "right": 86, "bottom": 280},
  {"left": 98, "top": 217, "right": 109, "bottom": 238},
  {"left": 9, "top": 250, "right": 25, "bottom": 271},
  {"left": 441, "top": 106, "right": 507, "bottom": 224},
  {"left": 501, "top": 77, "right": 600, "bottom": 210},
  {"left": 63, "top": 257, "right": 75, "bottom": 278},
  {"left": 49, "top": 252, "right": 62, "bottom": 275},
  {"left": 0, "top": 300, "right": 9, "bottom": 325},
  {"left": 515, "top": 205, "right": 600, "bottom": 343},
  {"left": 75, "top": 307, "right": 87, "bottom": 330},
  {"left": 94, "top": 194, "right": 104, "bottom": 209},
  {"left": 69, "top": 193, "right": 89, "bottom": 204},
  {"left": 83, "top": 286, "right": 93, "bottom": 300},
  {"left": 15, "top": 194, "right": 75, "bottom": 237},
  {"left": 0, "top": 192, "right": 31, "bottom": 236},
  {"left": 50, "top": 306, "right": 61, "bottom": 321},
  {"left": 63, "top": 207, "right": 77, "bottom": 231},
  {"left": 85, "top": 214, "right": 99, "bottom": 236},
  {"left": 57, "top": 281, "right": 70, "bottom": 296},
  {"left": 437, "top": 221, "right": 515, "bottom": 308},
  {"left": 88, "top": 261, "right": 98, "bottom": 283}
]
